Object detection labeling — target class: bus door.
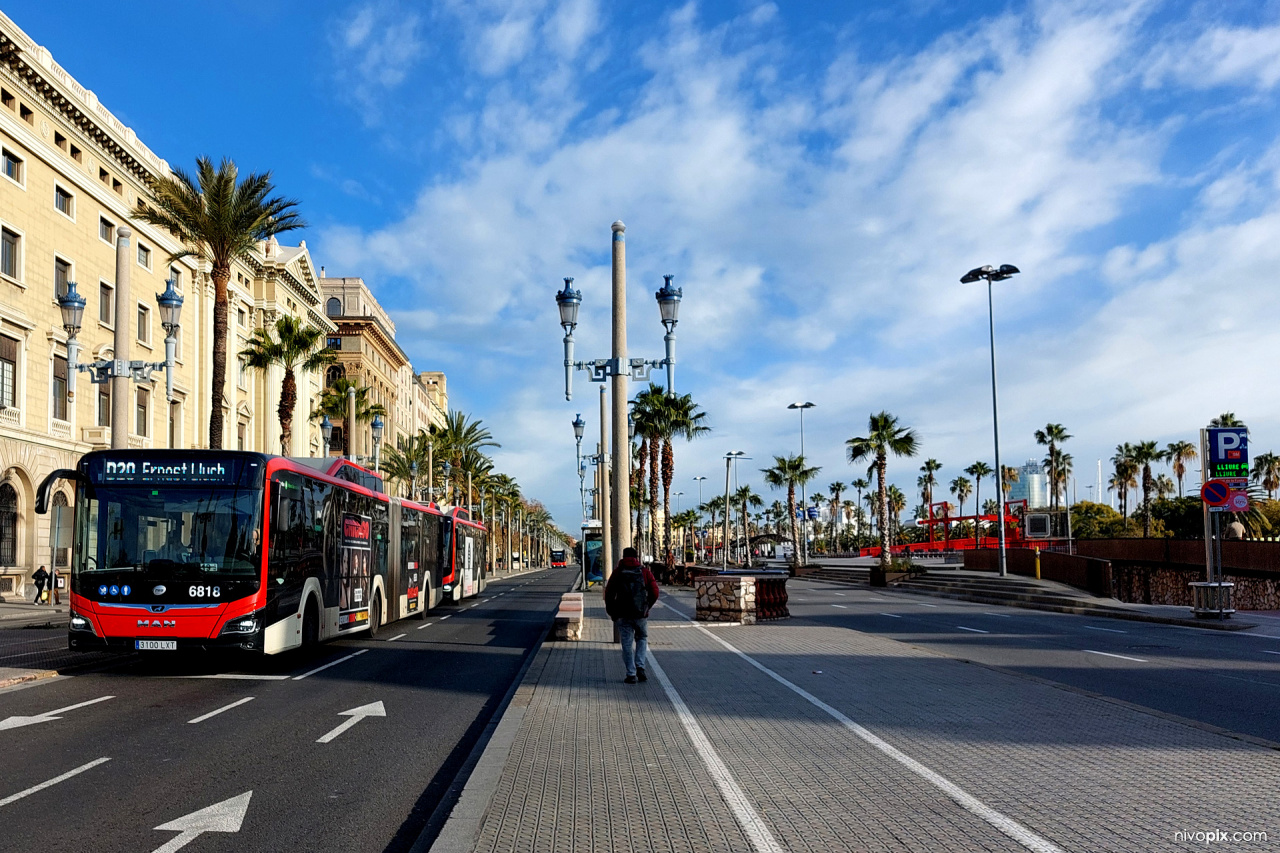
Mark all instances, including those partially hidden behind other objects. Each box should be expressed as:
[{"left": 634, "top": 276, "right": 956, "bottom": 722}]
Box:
[
  {"left": 338, "top": 510, "right": 372, "bottom": 632},
  {"left": 462, "top": 533, "right": 476, "bottom": 597}
]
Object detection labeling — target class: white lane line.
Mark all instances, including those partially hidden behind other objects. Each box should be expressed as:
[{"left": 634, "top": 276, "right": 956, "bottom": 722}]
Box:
[
  {"left": 1243, "top": 634, "right": 1280, "bottom": 641},
  {"left": 957, "top": 626, "right": 989, "bottom": 634},
  {"left": 386, "top": 633, "right": 407, "bottom": 642},
  {"left": 468, "top": 603, "right": 480, "bottom": 609},
  {"left": 916, "top": 603, "right": 939, "bottom": 607},
  {"left": 982, "top": 613, "right": 1012, "bottom": 618},
  {"left": 440, "top": 614, "right": 452, "bottom": 620},
  {"left": 648, "top": 654, "right": 784, "bottom": 853},
  {"left": 416, "top": 622, "right": 434, "bottom": 630},
  {"left": 293, "top": 648, "right": 369, "bottom": 681},
  {"left": 865, "top": 595, "right": 886, "bottom": 599},
  {"left": 188, "top": 697, "right": 254, "bottom": 724},
  {"left": 834, "top": 593, "right": 846, "bottom": 596},
  {"left": 0, "top": 757, "right": 112, "bottom": 808},
  {"left": 879, "top": 613, "right": 902, "bottom": 619},
  {"left": 1261, "top": 650, "right": 1280, "bottom": 656},
  {"left": 658, "top": 603, "right": 1065, "bottom": 853},
  {"left": 1083, "top": 649, "right": 1147, "bottom": 663},
  {"left": 831, "top": 604, "right": 848, "bottom": 609},
  {"left": 1083, "top": 625, "right": 1127, "bottom": 634}
]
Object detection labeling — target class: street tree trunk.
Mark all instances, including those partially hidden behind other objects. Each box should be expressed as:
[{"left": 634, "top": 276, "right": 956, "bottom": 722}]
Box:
[
  {"left": 786, "top": 485, "right": 800, "bottom": 571},
  {"left": 661, "top": 438, "right": 674, "bottom": 568},
  {"left": 278, "top": 367, "right": 296, "bottom": 455},
  {"left": 208, "top": 266, "right": 231, "bottom": 449},
  {"left": 877, "top": 455, "right": 891, "bottom": 573}
]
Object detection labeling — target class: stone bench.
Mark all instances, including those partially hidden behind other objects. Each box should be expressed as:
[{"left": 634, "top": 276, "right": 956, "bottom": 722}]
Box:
[
  {"left": 552, "top": 592, "right": 584, "bottom": 640},
  {"left": 695, "top": 572, "right": 790, "bottom": 624}
]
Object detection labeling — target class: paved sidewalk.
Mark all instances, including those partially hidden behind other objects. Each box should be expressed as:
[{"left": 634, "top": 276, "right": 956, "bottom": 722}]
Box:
[
  {"left": 0, "top": 598, "right": 68, "bottom": 630},
  {"left": 438, "top": 586, "right": 1280, "bottom": 853}
]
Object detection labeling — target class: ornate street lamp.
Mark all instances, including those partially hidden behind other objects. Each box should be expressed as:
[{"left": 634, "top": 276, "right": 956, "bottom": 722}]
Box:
[
  {"left": 556, "top": 278, "right": 582, "bottom": 401},
  {"left": 655, "top": 275, "right": 682, "bottom": 392},
  {"left": 321, "top": 415, "right": 333, "bottom": 458},
  {"left": 371, "top": 415, "right": 384, "bottom": 472}
]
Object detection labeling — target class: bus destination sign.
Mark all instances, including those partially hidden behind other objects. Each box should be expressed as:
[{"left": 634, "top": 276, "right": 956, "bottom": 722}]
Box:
[{"left": 92, "top": 458, "right": 238, "bottom": 485}]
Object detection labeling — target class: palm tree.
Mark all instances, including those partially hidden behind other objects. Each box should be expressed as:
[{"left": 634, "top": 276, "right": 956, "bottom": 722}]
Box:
[
  {"left": 1210, "top": 412, "right": 1244, "bottom": 427},
  {"left": 845, "top": 411, "right": 919, "bottom": 583},
  {"left": 1165, "top": 440, "right": 1198, "bottom": 498},
  {"left": 631, "top": 384, "right": 667, "bottom": 560},
  {"left": 701, "top": 496, "right": 725, "bottom": 563},
  {"left": 1111, "top": 443, "right": 1138, "bottom": 518},
  {"left": 827, "top": 481, "right": 847, "bottom": 542},
  {"left": 657, "top": 391, "right": 710, "bottom": 565},
  {"left": 761, "top": 455, "right": 820, "bottom": 571},
  {"left": 1034, "top": 424, "right": 1072, "bottom": 513},
  {"left": 239, "top": 315, "right": 334, "bottom": 454},
  {"left": 312, "top": 378, "right": 386, "bottom": 458},
  {"left": 851, "top": 477, "right": 869, "bottom": 538},
  {"left": 734, "top": 485, "right": 763, "bottom": 567},
  {"left": 1127, "top": 440, "right": 1163, "bottom": 537},
  {"left": 134, "top": 157, "right": 304, "bottom": 448},
  {"left": 1000, "top": 465, "right": 1019, "bottom": 500},
  {"left": 887, "top": 485, "right": 908, "bottom": 540},
  {"left": 950, "top": 476, "right": 972, "bottom": 538},
  {"left": 919, "top": 459, "right": 942, "bottom": 510},
  {"left": 1153, "top": 473, "right": 1176, "bottom": 500},
  {"left": 1251, "top": 452, "right": 1280, "bottom": 499},
  {"left": 965, "top": 461, "right": 993, "bottom": 541},
  {"left": 432, "top": 411, "right": 499, "bottom": 504}
]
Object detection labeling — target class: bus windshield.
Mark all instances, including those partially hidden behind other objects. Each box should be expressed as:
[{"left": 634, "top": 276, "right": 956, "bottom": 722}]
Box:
[{"left": 74, "top": 482, "right": 264, "bottom": 582}]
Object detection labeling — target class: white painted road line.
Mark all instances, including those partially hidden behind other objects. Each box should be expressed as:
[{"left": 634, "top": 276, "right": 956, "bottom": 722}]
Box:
[
  {"left": 188, "top": 697, "right": 254, "bottom": 724},
  {"left": 957, "top": 626, "right": 989, "bottom": 634},
  {"left": 834, "top": 593, "right": 846, "bottom": 596},
  {"left": 1262, "top": 650, "right": 1280, "bottom": 656},
  {"left": 293, "top": 648, "right": 369, "bottom": 681},
  {"left": 1084, "top": 625, "right": 1127, "bottom": 634},
  {"left": 416, "top": 622, "right": 434, "bottom": 630},
  {"left": 916, "top": 603, "right": 939, "bottom": 607},
  {"left": 1083, "top": 649, "right": 1148, "bottom": 663},
  {"left": 0, "top": 695, "right": 115, "bottom": 732},
  {"left": 0, "top": 757, "right": 112, "bottom": 807},
  {"left": 316, "top": 700, "right": 386, "bottom": 744},
  {"left": 879, "top": 613, "right": 902, "bottom": 618},
  {"left": 440, "top": 614, "right": 452, "bottom": 619},
  {"left": 831, "top": 604, "right": 848, "bottom": 609},
  {"left": 982, "top": 613, "right": 1012, "bottom": 618},
  {"left": 647, "top": 654, "right": 785, "bottom": 853},
  {"left": 386, "top": 633, "right": 407, "bottom": 642},
  {"left": 152, "top": 790, "right": 252, "bottom": 853},
  {"left": 183, "top": 674, "right": 290, "bottom": 681},
  {"left": 658, "top": 602, "right": 1066, "bottom": 853}
]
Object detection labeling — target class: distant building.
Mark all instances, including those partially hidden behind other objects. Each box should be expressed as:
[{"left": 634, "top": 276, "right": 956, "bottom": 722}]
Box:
[{"left": 1008, "top": 460, "right": 1048, "bottom": 508}]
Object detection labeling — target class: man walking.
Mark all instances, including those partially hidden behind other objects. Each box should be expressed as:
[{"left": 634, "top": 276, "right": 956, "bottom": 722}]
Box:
[
  {"left": 604, "top": 547, "right": 659, "bottom": 684},
  {"left": 31, "top": 565, "right": 50, "bottom": 606}
]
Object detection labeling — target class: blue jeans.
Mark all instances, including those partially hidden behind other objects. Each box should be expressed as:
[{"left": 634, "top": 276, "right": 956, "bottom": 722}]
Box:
[{"left": 617, "top": 617, "right": 648, "bottom": 677}]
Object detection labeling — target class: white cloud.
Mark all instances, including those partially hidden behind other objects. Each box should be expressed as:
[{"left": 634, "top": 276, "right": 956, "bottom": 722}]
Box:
[
  {"left": 321, "top": 1, "right": 1280, "bottom": 526},
  {"left": 1146, "top": 24, "right": 1280, "bottom": 90},
  {"left": 331, "top": 1, "right": 427, "bottom": 123}
]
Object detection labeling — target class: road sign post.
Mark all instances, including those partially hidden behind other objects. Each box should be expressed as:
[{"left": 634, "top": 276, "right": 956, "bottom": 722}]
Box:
[{"left": 1196, "top": 427, "right": 1244, "bottom": 619}]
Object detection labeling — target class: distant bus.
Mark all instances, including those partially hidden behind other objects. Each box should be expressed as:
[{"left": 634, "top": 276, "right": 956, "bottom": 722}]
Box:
[
  {"left": 550, "top": 549, "right": 567, "bottom": 567},
  {"left": 38, "top": 449, "right": 487, "bottom": 655}
]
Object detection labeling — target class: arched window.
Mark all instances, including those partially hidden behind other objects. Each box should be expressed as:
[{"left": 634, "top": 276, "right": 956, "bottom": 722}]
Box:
[
  {"left": 326, "top": 297, "right": 342, "bottom": 317},
  {"left": 0, "top": 483, "right": 17, "bottom": 567},
  {"left": 326, "top": 365, "right": 345, "bottom": 387},
  {"left": 52, "top": 492, "right": 69, "bottom": 568}
]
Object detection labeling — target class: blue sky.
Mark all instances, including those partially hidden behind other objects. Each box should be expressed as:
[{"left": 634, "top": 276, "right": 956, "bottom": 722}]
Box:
[{"left": 11, "top": 0, "right": 1280, "bottom": 527}]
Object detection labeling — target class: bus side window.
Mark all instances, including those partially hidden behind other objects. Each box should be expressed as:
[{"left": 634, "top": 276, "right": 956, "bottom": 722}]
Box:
[{"left": 270, "top": 475, "right": 304, "bottom": 584}]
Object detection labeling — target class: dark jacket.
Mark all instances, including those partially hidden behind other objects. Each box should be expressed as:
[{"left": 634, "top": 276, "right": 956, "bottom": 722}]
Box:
[
  {"left": 604, "top": 557, "right": 660, "bottom": 619},
  {"left": 32, "top": 568, "right": 50, "bottom": 587}
]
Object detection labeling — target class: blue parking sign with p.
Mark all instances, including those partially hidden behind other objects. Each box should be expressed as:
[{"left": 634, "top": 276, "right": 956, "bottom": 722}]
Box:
[{"left": 1208, "top": 427, "right": 1248, "bottom": 478}]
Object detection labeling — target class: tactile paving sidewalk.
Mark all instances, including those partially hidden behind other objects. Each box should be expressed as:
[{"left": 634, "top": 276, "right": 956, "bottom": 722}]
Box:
[{"left": 471, "top": 589, "right": 1280, "bottom": 853}]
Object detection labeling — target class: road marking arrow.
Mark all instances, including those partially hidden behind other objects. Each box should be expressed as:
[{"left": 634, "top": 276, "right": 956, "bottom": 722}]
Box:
[
  {"left": 0, "top": 695, "right": 114, "bottom": 731},
  {"left": 316, "top": 700, "right": 385, "bottom": 743},
  {"left": 151, "top": 791, "right": 252, "bottom": 853}
]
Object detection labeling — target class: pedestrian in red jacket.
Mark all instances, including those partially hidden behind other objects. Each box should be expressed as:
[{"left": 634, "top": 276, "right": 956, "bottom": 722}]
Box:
[{"left": 604, "top": 547, "right": 659, "bottom": 683}]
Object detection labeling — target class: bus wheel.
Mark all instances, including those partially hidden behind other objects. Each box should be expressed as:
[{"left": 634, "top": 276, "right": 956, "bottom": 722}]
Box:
[
  {"left": 302, "top": 600, "right": 320, "bottom": 648},
  {"left": 368, "top": 593, "right": 382, "bottom": 639}
]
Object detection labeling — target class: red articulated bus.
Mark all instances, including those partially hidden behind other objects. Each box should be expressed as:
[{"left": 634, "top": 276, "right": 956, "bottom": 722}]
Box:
[
  {"left": 550, "top": 549, "right": 567, "bottom": 568},
  {"left": 37, "top": 449, "right": 489, "bottom": 655}
]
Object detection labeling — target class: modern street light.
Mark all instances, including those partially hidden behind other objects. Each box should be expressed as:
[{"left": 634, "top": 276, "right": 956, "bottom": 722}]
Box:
[
  {"left": 556, "top": 223, "right": 685, "bottom": 579},
  {"left": 58, "top": 276, "right": 183, "bottom": 446},
  {"left": 787, "top": 402, "right": 815, "bottom": 565},
  {"left": 960, "top": 263, "right": 1020, "bottom": 578},
  {"left": 722, "top": 451, "right": 747, "bottom": 568},
  {"left": 321, "top": 416, "right": 333, "bottom": 459},
  {"left": 572, "top": 413, "right": 587, "bottom": 589},
  {"left": 692, "top": 475, "right": 707, "bottom": 562}
]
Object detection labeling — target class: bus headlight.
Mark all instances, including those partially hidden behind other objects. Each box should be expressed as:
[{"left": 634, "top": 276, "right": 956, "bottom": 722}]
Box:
[
  {"left": 219, "top": 614, "right": 260, "bottom": 636},
  {"left": 69, "top": 612, "right": 96, "bottom": 635}
]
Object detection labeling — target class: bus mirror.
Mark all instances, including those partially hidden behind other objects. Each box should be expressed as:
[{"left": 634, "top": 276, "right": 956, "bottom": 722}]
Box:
[{"left": 36, "top": 468, "right": 82, "bottom": 514}]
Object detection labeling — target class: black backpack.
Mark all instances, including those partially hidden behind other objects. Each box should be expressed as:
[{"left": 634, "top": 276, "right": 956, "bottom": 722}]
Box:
[{"left": 609, "top": 567, "right": 649, "bottom": 619}]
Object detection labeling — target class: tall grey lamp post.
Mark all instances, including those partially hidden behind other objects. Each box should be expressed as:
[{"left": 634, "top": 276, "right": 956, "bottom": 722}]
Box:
[
  {"left": 58, "top": 276, "right": 183, "bottom": 446},
  {"left": 960, "top": 264, "right": 1020, "bottom": 578},
  {"left": 321, "top": 416, "right": 333, "bottom": 459},
  {"left": 557, "top": 223, "right": 683, "bottom": 581},
  {"left": 573, "top": 413, "right": 587, "bottom": 588},
  {"left": 722, "top": 451, "right": 746, "bottom": 568},
  {"left": 788, "top": 402, "right": 815, "bottom": 565}
]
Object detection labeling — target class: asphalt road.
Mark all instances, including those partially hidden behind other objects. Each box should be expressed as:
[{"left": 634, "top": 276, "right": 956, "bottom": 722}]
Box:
[
  {"left": 784, "top": 577, "right": 1280, "bottom": 744},
  {"left": 0, "top": 567, "right": 574, "bottom": 853}
]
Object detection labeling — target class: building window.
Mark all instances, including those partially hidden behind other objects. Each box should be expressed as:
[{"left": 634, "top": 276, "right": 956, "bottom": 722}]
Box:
[
  {"left": 168, "top": 401, "right": 180, "bottom": 448},
  {"left": 168, "top": 266, "right": 182, "bottom": 290},
  {"left": 137, "top": 304, "right": 150, "bottom": 344},
  {"left": 99, "top": 217, "right": 114, "bottom": 244},
  {"left": 1, "top": 227, "right": 19, "bottom": 280},
  {"left": 137, "top": 243, "right": 151, "bottom": 269},
  {"left": 238, "top": 357, "right": 247, "bottom": 389},
  {"left": 0, "top": 336, "right": 16, "bottom": 409},
  {"left": 326, "top": 336, "right": 341, "bottom": 350},
  {"left": 0, "top": 89, "right": 11, "bottom": 109},
  {"left": 97, "top": 380, "right": 110, "bottom": 427},
  {"left": 2, "top": 148, "right": 23, "bottom": 185},
  {"left": 0, "top": 483, "right": 16, "bottom": 566},
  {"left": 112, "top": 178, "right": 123, "bottom": 195},
  {"left": 52, "top": 355, "right": 68, "bottom": 421},
  {"left": 100, "top": 282, "right": 114, "bottom": 325},
  {"left": 70, "top": 144, "right": 81, "bottom": 163},
  {"left": 19, "top": 104, "right": 32, "bottom": 124},
  {"left": 54, "top": 257, "right": 71, "bottom": 299},
  {"left": 135, "top": 388, "right": 149, "bottom": 437},
  {"left": 55, "top": 186, "right": 74, "bottom": 217},
  {"left": 54, "top": 131, "right": 67, "bottom": 151},
  {"left": 237, "top": 422, "right": 247, "bottom": 450},
  {"left": 237, "top": 307, "right": 247, "bottom": 327},
  {"left": 326, "top": 297, "right": 342, "bottom": 316}
]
